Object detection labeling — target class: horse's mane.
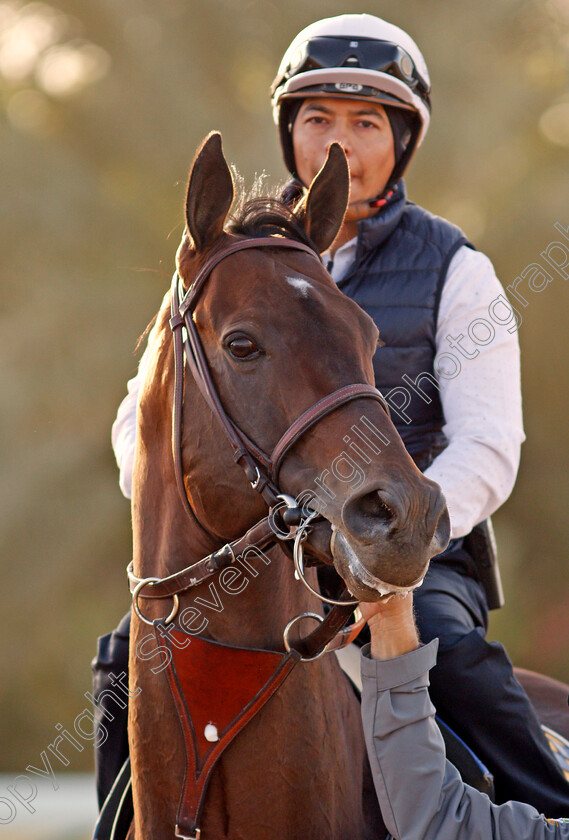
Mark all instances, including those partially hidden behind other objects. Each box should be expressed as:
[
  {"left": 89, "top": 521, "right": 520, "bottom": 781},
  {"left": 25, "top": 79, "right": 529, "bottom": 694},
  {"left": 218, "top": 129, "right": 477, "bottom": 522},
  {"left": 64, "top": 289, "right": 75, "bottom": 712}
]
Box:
[{"left": 227, "top": 176, "right": 316, "bottom": 252}]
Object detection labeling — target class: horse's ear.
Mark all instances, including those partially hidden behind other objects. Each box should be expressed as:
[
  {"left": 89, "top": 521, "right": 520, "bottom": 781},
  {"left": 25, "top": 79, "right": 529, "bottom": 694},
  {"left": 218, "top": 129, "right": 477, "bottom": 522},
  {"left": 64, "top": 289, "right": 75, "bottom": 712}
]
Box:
[
  {"left": 185, "top": 132, "right": 234, "bottom": 251},
  {"left": 296, "top": 143, "right": 349, "bottom": 253}
]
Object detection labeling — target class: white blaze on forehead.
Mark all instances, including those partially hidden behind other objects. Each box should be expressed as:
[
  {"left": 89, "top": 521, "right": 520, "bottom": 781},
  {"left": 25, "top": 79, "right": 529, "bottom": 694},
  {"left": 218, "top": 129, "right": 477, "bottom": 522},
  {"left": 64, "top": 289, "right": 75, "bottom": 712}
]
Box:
[{"left": 286, "top": 276, "right": 313, "bottom": 298}]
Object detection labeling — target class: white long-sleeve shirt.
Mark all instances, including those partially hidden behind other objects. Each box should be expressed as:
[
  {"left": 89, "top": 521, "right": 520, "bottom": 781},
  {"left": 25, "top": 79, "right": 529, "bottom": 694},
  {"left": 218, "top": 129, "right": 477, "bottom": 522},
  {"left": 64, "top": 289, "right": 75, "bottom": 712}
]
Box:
[
  {"left": 111, "top": 323, "right": 156, "bottom": 500},
  {"left": 112, "top": 244, "right": 524, "bottom": 538},
  {"left": 425, "top": 247, "right": 524, "bottom": 537}
]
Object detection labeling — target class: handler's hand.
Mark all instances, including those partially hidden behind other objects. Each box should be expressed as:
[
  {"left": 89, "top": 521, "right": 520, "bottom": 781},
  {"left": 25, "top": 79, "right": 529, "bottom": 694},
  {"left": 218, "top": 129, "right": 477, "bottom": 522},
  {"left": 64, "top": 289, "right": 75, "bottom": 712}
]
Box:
[{"left": 359, "top": 592, "right": 420, "bottom": 660}]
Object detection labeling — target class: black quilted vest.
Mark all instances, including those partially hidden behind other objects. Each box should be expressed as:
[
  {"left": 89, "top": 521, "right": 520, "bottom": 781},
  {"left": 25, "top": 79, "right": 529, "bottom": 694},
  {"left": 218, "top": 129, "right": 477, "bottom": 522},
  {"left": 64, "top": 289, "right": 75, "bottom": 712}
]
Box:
[{"left": 338, "top": 181, "right": 473, "bottom": 472}]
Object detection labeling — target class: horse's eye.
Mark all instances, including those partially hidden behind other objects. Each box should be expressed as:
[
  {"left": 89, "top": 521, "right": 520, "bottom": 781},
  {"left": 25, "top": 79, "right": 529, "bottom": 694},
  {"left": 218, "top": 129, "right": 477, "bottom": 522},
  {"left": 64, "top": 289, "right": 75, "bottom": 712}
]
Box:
[{"left": 227, "top": 336, "right": 260, "bottom": 359}]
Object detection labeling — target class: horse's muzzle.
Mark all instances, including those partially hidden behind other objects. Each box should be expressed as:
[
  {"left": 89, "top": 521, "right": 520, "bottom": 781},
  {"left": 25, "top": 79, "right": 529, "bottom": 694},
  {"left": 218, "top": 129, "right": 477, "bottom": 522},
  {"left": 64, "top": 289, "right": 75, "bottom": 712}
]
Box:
[{"left": 331, "top": 482, "right": 451, "bottom": 601}]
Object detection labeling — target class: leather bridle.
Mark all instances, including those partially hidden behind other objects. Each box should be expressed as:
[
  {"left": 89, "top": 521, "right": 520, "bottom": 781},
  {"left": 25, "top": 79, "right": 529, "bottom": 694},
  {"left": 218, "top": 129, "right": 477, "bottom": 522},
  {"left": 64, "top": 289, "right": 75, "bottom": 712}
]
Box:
[{"left": 128, "top": 234, "right": 391, "bottom": 659}]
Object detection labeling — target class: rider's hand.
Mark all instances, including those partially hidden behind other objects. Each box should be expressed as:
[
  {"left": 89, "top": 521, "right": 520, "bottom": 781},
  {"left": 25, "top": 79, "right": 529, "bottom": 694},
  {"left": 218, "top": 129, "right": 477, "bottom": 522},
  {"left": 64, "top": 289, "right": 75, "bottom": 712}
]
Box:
[{"left": 359, "top": 592, "right": 420, "bottom": 660}]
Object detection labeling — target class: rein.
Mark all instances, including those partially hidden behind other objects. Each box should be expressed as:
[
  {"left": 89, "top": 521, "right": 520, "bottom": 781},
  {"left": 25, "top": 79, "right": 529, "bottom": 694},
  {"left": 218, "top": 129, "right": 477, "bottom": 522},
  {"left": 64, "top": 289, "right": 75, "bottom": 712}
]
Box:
[{"left": 128, "top": 235, "right": 390, "bottom": 840}]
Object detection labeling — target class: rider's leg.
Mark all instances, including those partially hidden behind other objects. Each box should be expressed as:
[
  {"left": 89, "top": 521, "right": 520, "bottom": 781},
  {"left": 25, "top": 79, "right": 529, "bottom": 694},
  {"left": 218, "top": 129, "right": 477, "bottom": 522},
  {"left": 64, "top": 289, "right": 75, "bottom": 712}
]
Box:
[
  {"left": 91, "top": 611, "right": 131, "bottom": 809},
  {"left": 415, "top": 556, "right": 569, "bottom": 815}
]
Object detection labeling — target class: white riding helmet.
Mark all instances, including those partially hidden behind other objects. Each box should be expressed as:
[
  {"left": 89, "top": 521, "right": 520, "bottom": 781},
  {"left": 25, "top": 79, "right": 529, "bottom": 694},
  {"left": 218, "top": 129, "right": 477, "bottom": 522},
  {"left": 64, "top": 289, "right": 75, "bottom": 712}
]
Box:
[{"left": 271, "top": 14, "right": 431, "bottom": 185}]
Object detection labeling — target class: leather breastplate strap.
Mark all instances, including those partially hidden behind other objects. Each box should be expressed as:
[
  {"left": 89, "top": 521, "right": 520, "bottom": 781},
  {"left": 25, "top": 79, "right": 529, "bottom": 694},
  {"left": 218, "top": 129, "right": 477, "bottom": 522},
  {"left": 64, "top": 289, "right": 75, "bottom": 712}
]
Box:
[
  {"left": 157, "top": 597, "right": 363, "bottom": 840},
  {"left": 159, "top": 623, "right": 301, "bottom": 840}
]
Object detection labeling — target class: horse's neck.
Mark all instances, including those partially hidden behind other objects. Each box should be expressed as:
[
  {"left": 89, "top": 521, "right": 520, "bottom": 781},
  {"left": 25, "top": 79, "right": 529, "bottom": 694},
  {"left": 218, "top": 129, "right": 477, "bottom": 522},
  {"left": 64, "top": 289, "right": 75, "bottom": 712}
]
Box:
[
  {"left": 132, "top": 311, "right": 218, "bottom": 567},
  {"left": 186, "top": 542, "right": 319, "bottom": 651},
  {"left": 131, "top": 428, "right": 219, "bottom": 576}
]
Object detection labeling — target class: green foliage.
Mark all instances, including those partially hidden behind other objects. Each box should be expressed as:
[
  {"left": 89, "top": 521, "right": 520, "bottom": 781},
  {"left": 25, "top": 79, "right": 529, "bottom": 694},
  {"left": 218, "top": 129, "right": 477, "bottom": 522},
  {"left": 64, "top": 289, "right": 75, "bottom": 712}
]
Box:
[{"left": 1, "top": 0, "right": 569, "bottom": 771}]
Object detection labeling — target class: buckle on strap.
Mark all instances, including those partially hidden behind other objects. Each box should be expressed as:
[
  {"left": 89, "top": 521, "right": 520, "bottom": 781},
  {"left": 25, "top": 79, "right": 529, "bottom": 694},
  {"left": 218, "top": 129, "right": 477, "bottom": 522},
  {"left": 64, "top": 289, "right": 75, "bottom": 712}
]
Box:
[
  {"left": 250, "top": 466, "right": 263, "bottom": 490},
  {"left": 176, "top": 826, "right": 200, "bottom": 840}
]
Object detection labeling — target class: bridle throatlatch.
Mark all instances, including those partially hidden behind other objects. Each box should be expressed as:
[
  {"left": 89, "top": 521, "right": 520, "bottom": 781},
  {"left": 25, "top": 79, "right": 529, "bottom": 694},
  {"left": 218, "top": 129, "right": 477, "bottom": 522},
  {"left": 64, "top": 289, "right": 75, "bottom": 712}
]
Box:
[{"left": 127, "top": 235, "right": 391, "bottom": 840}]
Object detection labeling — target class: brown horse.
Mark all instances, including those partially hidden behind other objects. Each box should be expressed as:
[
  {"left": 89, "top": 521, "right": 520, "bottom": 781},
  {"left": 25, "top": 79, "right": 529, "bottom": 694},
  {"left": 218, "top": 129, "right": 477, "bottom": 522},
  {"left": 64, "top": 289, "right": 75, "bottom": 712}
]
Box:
[{"left": 127, "top": 133, "right": 450, "bottom": 840}]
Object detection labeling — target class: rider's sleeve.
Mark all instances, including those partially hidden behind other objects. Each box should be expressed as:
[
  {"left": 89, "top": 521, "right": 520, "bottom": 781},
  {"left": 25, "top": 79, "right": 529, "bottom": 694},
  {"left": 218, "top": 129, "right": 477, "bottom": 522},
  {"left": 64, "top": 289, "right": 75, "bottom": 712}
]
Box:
[
  {"left": 423, "top": 246, "right": 526, "bottom": 538},
  {"left": 111, "top": 335, "right": 154, "bottom": 500},
  {"left": 360, "top": 640, "right": 568, "bottom": 840}
]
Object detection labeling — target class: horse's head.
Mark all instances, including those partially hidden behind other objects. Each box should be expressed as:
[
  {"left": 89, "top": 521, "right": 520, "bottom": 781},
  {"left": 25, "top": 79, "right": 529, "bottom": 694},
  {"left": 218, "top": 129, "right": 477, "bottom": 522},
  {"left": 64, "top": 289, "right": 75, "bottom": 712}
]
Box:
[{"left": 150, "top": 132, "right": 449, "bottom": 601}]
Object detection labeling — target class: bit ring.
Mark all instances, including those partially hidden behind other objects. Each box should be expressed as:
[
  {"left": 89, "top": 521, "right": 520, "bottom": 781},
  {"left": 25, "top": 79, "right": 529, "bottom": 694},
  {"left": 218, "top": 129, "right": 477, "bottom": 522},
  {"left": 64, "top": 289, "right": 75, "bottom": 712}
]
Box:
[
  {"left": 283, "top": 612, "right": 328, "bottom": 662},
  {"left": 133, "top": 578, "right": 179, "bottom": 627}
]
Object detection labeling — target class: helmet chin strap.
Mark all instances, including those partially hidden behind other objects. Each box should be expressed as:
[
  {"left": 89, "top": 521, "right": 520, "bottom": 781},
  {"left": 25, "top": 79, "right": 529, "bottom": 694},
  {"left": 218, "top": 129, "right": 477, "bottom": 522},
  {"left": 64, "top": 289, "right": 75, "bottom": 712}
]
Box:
[{"left": 345, "top": 184, "right": 397, "bottom": 221}]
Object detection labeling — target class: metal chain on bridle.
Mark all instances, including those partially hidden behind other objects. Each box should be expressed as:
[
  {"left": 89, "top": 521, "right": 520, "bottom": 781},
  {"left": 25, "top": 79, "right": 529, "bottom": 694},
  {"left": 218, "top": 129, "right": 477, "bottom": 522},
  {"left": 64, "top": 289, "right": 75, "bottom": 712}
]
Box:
[{"left": 127, "top": 235, "right": 391, "bottom": 659}]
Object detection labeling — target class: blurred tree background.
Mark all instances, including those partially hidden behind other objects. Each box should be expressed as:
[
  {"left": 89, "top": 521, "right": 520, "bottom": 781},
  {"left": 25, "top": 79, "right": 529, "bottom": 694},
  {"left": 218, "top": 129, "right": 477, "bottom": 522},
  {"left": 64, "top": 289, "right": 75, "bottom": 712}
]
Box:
[{"left": 1, "top": 0, "right": 569, "bottom": 772}]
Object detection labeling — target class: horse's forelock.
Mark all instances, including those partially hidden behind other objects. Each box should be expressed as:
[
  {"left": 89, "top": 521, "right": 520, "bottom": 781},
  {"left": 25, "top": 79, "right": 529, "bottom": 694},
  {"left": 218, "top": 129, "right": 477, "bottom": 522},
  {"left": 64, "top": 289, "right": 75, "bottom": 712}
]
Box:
[
  {"left": 175, "top": 193, "right": 318, "bottom": 293},
  {"left": 227, "top": 195, "right": 317, "bottom": 252}
]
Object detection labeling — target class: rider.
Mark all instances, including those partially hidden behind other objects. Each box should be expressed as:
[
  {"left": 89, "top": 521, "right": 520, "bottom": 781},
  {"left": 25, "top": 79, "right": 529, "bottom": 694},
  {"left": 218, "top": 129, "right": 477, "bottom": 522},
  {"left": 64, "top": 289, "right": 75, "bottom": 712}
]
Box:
[{"left": 95, "top": 13, "right": 569, "bottom": 816}]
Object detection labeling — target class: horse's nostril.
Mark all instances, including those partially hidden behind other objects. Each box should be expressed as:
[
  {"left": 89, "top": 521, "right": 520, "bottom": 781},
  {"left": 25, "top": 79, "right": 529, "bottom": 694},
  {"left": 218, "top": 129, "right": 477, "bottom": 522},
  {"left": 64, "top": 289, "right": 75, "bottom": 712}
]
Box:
[
  {"left": 359, "top": 490, "right": 396, "bottom": 525},
  {"left": 342, "top": 489, "right": 399, "bottom": 543}
]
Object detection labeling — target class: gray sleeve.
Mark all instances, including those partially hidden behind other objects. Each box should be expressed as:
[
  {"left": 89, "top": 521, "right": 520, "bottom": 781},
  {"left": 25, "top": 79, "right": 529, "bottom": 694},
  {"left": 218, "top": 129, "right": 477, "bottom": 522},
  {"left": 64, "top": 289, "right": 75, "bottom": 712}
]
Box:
[{"left": 360, "top": 639, "right": 568, "bottom": 840}]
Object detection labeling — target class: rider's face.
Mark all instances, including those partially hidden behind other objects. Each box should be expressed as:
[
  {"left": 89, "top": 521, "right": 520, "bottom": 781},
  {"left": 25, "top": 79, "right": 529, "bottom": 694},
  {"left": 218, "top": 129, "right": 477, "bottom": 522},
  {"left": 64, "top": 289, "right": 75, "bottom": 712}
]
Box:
[{"left": 292, "top": 97, "right": 395, "bottom": 206}]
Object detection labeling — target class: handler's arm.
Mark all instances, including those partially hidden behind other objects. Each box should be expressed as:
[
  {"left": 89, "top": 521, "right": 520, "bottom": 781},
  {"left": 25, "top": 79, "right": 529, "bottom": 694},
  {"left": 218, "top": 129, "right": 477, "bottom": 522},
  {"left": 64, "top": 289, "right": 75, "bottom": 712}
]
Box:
[{"left": 359, "top": 596, "right": 568, "bottom": 840}]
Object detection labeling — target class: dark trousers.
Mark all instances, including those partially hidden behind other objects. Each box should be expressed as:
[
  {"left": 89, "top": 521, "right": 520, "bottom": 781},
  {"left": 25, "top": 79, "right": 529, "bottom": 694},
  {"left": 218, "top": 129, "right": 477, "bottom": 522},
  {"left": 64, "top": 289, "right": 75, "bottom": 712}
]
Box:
[
  {"left": 91, "top": 612, "right": 131, "bottom": 809},
  {"left": 92, "top": 559, "right": 569, "bottom": 815},
  {"left": 415, "top": 557, "right": 569, "bottom": 815}
]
